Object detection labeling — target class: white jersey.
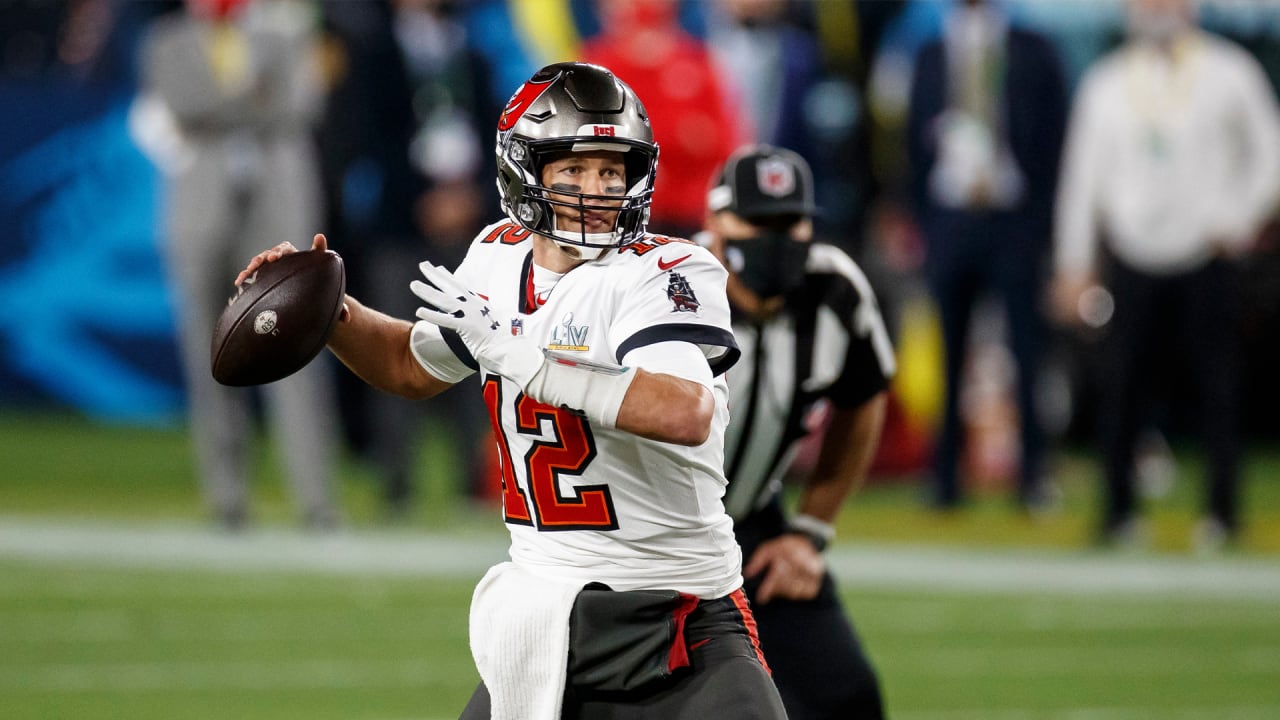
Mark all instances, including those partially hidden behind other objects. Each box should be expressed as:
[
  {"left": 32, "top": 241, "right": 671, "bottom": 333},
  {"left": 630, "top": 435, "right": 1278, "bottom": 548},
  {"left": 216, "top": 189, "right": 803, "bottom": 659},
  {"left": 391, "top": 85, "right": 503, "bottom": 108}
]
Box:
[{"left": 411, "top": 220, "right": 743, "bottom": 598}]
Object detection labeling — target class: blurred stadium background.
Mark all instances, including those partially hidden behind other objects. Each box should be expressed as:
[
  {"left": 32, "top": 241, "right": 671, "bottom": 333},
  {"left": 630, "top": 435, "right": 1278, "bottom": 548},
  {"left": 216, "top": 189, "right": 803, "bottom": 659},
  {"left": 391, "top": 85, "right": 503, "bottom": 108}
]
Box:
[{"left": 2, "top": 0, "right": 1279, "bottom": 718}]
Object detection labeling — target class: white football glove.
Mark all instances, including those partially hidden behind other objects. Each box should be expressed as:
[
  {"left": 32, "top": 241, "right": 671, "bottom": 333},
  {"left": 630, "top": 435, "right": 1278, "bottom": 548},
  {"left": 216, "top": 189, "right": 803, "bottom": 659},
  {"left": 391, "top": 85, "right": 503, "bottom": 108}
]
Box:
[{"left": 411, "top": 262, "right": 544, "bottom": 389}]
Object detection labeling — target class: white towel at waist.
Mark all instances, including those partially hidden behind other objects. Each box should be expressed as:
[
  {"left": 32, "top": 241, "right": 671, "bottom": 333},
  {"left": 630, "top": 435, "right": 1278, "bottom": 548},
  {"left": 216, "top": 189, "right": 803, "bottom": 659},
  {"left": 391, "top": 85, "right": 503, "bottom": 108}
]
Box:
[{"left": 469, "top": 561, "right": 586, "bottom": 720}]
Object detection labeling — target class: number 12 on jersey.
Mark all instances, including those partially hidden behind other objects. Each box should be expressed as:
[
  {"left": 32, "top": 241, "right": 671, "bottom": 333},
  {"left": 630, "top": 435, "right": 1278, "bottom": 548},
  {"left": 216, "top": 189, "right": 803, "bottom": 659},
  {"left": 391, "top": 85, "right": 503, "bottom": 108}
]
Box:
[{"left": 482, "top": 377, "right": 620, "bottom": 531}]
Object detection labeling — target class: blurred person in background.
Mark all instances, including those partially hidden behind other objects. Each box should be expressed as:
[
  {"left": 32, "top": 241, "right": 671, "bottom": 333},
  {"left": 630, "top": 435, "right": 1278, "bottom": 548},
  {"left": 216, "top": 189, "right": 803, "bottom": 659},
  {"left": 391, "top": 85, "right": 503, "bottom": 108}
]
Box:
[
  {"left": 1052, "top": 0, "right": 1280, "bottom": 550},
  {"left": 138, "top": 0, "right": 341, "bottom": 530},
  {"left": 699, "top": 145, "right": 894, "bottom": 720},
  {"left": 236, "top": 61, "right": 787, "bottom": 718},
  {"left": 906, "top": 0, "right": 1067, "bottom": 512},
  {"left": 317, "top": 0, "right": 495, "bottom": 517},
  {"left": 704, "top": 0, "right": 868, "bottom": 250},
  {"left": 581, "top": 0, "right": 745, "bottom": 238},
  {"left": 0, "top": 0, "right": 133, "bottom": 87},
  {"left": 705, "top": 0, "right": 823, "bottom": 162},
  {"left": 706, "top": 0, "right": 938, "bottom": 480}
]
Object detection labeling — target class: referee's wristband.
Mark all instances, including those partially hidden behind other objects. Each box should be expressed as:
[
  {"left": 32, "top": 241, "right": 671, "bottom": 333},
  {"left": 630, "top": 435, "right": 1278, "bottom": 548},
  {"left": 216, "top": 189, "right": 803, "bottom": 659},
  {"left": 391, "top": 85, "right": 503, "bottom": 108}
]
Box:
[{"left": 786, "top": 514, "right": 836, "bottom": 552}]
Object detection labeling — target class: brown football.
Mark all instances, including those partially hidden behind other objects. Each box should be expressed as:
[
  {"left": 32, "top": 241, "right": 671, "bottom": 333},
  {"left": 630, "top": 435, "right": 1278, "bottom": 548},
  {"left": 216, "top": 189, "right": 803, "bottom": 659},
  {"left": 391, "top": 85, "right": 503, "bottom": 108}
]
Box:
[{"left": 210, "top": 249, "right": 346, "bottom": 386}]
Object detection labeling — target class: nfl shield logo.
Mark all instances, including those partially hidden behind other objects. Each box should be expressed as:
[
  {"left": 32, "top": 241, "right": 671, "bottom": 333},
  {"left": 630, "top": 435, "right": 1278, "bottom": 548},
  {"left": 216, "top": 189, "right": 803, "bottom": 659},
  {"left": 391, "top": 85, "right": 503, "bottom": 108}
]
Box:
[
  {"left": 511, "top": 318, "right": 523, "bottom": 336},
  {"left": 757, "top": 157, "right": 795, "bottom": 197}
]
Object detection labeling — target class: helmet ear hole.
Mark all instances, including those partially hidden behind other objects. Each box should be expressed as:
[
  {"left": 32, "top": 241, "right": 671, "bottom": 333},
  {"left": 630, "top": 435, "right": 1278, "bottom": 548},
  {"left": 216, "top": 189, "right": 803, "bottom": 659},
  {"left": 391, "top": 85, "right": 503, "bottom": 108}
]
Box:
[
  {"left": 497, "top": 164, "right": 525, "bottom": 209},
  {"left": 624, "top": 154, "right": 654, "bottom": 194},
  {"left": 498, "top": 166, "right": 522, "bottom": 199}
]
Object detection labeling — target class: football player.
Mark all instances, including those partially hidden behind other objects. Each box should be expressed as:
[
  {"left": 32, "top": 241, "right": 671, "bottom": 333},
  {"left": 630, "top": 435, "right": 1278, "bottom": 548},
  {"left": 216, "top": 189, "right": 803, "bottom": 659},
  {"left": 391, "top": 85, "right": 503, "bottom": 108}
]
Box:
[
  {"left": 699, "top": 145, "right": 895, "bottom": 719},
  {"left": 237, "top": 63, "right": 786, "bottom": 719}
]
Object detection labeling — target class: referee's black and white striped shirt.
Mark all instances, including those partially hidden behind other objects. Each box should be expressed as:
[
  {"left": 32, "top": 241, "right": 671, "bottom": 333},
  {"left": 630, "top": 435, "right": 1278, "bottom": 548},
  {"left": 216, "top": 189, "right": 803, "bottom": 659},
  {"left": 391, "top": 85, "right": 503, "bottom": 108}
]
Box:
[{"left": 722, "top": 243, "right": 896, "bottom": 522}]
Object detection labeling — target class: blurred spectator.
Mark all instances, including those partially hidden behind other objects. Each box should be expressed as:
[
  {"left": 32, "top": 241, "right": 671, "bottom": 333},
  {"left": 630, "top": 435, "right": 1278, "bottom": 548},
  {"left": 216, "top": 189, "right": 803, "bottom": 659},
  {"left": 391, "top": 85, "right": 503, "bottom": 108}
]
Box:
[
  {"left": 804, "top": 0, "right": 910, "bottom": 255},
  {"left": 906, "top": 0, "right": 1067, "bottom": 512},
  {"left": 138, "top": 0, "right": 341, "bottom": 530},
  {"left": 1052, "top": 0, "right": 1280, "bottom": 550},
  {"left": 705, "top": 0, "right": 863, "bottom": 248},
  {"left": 799, "top": 0, "right": 940, "bottom": 478},
  {"left": 581, "top": 0, "right": 745, "bottom": 237},
  {"left": 0, "top": 0, "right": 123, "bottom": 86},
  {"left": 706, "top": 0, "right": 822, "bottom": 158},
  {"left": 317, "top": 0, "right": 495, "bottom": 517}
]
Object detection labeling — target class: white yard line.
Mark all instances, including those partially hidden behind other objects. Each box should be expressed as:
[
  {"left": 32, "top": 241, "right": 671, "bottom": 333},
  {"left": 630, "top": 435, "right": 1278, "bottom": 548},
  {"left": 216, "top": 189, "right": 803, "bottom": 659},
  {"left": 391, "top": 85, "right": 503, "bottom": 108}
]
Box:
[
  {"left": 893, "top": 706, "right": 1280, "bottom": 720},
  {"left": 0, "top": 516, "right": 507, "bottom": 578},
  {"left": 1, "top": 516, "right": 1279, "bottom": 601},
  {"left": 826, "top": 543, "right": 1280, "bottom": 601},
  {"left": 0, "top": 658, "right": 447, "bottom": 693}
]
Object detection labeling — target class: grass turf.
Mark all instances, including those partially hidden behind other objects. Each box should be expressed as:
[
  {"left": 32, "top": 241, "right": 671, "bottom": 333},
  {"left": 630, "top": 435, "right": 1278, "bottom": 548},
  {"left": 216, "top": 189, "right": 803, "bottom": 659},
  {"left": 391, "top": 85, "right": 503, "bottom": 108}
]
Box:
[
  {"left": 0, "top": 558, "right": 479, "bottom": 719},
  {"left": 2, "top": 556, "right": 1278, "bottom": 720},
  {"left": 4, "top": 410, "right": 1279, "bottom": 554},
  {"left": 2, "top": 410, "right": 1279, "bottom": 718}
]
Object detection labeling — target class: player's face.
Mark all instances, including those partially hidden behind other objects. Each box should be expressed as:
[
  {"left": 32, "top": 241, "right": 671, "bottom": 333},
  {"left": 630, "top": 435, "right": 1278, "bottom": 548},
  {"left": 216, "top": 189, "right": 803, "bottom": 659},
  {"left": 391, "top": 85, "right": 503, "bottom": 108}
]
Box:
[{"left": 540, "top": 151, "right": 627, "bottom": 235}]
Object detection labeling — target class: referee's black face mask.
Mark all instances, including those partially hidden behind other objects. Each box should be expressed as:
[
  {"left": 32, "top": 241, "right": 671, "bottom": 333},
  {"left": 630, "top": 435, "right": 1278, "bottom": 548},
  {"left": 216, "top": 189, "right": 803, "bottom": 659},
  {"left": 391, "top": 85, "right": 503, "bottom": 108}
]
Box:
[{"left": 728, "top": 228, "right": 811, "bottom": 300}]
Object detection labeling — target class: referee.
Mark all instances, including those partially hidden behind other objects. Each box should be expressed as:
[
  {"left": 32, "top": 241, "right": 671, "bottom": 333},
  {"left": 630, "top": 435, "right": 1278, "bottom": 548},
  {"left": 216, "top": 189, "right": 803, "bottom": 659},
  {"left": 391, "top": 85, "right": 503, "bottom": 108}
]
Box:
[{"left": 699, "top": 145, "right": 896, "bottom": 720}]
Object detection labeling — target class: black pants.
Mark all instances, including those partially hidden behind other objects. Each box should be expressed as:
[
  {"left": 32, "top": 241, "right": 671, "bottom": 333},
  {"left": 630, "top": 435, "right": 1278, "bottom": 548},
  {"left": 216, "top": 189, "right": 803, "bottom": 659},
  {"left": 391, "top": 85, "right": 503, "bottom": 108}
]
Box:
[
  {"left": 1098, "top": 258, "right": 1240, "bottom": 531},
  {"left": 736, "top": 500, "right": 885, "bottom": 720},
  {"left": 457, "top": 589, "right": 787, "bottom": 719},
  {"left": 924, "top": 221, "right": 1046, "bottom": 507}
]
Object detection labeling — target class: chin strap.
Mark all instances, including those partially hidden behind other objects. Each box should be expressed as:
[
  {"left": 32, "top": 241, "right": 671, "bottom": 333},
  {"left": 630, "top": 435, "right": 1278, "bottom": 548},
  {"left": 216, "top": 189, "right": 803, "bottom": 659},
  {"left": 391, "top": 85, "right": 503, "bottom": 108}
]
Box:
[{"left": 551, "top": 226, "right": 615, "bottom": 262}]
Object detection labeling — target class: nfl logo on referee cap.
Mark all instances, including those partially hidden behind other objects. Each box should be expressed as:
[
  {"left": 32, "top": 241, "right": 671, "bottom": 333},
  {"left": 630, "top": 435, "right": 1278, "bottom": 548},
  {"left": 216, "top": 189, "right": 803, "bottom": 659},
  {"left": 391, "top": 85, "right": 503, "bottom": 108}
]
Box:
[
  {"left": 758, "top": 157, "right": 796, "bottom": 197},
  {"left": 708, "top": 144, "right": 817, "bottom": 221}
]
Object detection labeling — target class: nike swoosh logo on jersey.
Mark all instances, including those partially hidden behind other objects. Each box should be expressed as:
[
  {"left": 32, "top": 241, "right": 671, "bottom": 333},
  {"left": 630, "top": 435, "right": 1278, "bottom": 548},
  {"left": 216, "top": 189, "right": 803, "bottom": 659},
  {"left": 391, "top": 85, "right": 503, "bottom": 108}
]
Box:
[{"left": 657, "top": 254, "right": 692, "bottom": 271}]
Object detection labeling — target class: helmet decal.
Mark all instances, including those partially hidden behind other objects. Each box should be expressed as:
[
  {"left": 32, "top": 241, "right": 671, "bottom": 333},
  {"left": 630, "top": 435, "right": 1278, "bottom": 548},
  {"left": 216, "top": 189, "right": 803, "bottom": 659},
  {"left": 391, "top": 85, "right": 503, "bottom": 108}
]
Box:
[{"left": 498, "top": 74, "right": 557, "bottom": 132}]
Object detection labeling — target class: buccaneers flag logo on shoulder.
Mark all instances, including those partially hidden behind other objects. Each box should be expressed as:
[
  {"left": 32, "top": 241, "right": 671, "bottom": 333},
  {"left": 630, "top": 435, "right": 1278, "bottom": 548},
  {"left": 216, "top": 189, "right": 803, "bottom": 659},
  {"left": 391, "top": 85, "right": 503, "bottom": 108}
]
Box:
[{"left": 666, "top": 272, "right": 700, "bottom": 313}]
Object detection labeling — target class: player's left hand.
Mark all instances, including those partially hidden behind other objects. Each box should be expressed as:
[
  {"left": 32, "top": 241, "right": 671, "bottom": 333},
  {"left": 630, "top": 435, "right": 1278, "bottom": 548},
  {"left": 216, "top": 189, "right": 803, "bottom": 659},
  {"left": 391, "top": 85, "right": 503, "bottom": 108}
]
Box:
[
  {"left": 744, "top": 534, "right": 825, "bottom": 604},
  {"left": 411, "top": 261, "right": 544, "bottom": 388}
]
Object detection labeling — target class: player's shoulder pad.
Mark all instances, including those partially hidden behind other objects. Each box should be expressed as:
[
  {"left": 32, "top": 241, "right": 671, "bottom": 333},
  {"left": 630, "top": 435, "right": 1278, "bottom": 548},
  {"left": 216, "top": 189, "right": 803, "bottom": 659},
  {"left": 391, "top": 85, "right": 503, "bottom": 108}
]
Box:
[{"left": 613, "top": 233, "right": 727, "bottom": 280}]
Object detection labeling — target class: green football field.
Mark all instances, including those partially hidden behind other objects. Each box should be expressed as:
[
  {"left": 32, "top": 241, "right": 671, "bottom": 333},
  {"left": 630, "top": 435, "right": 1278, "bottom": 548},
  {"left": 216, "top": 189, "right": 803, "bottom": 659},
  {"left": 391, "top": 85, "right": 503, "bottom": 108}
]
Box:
[{"left": 2, "top": 412, "right": 1279, "bottom": 719}]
